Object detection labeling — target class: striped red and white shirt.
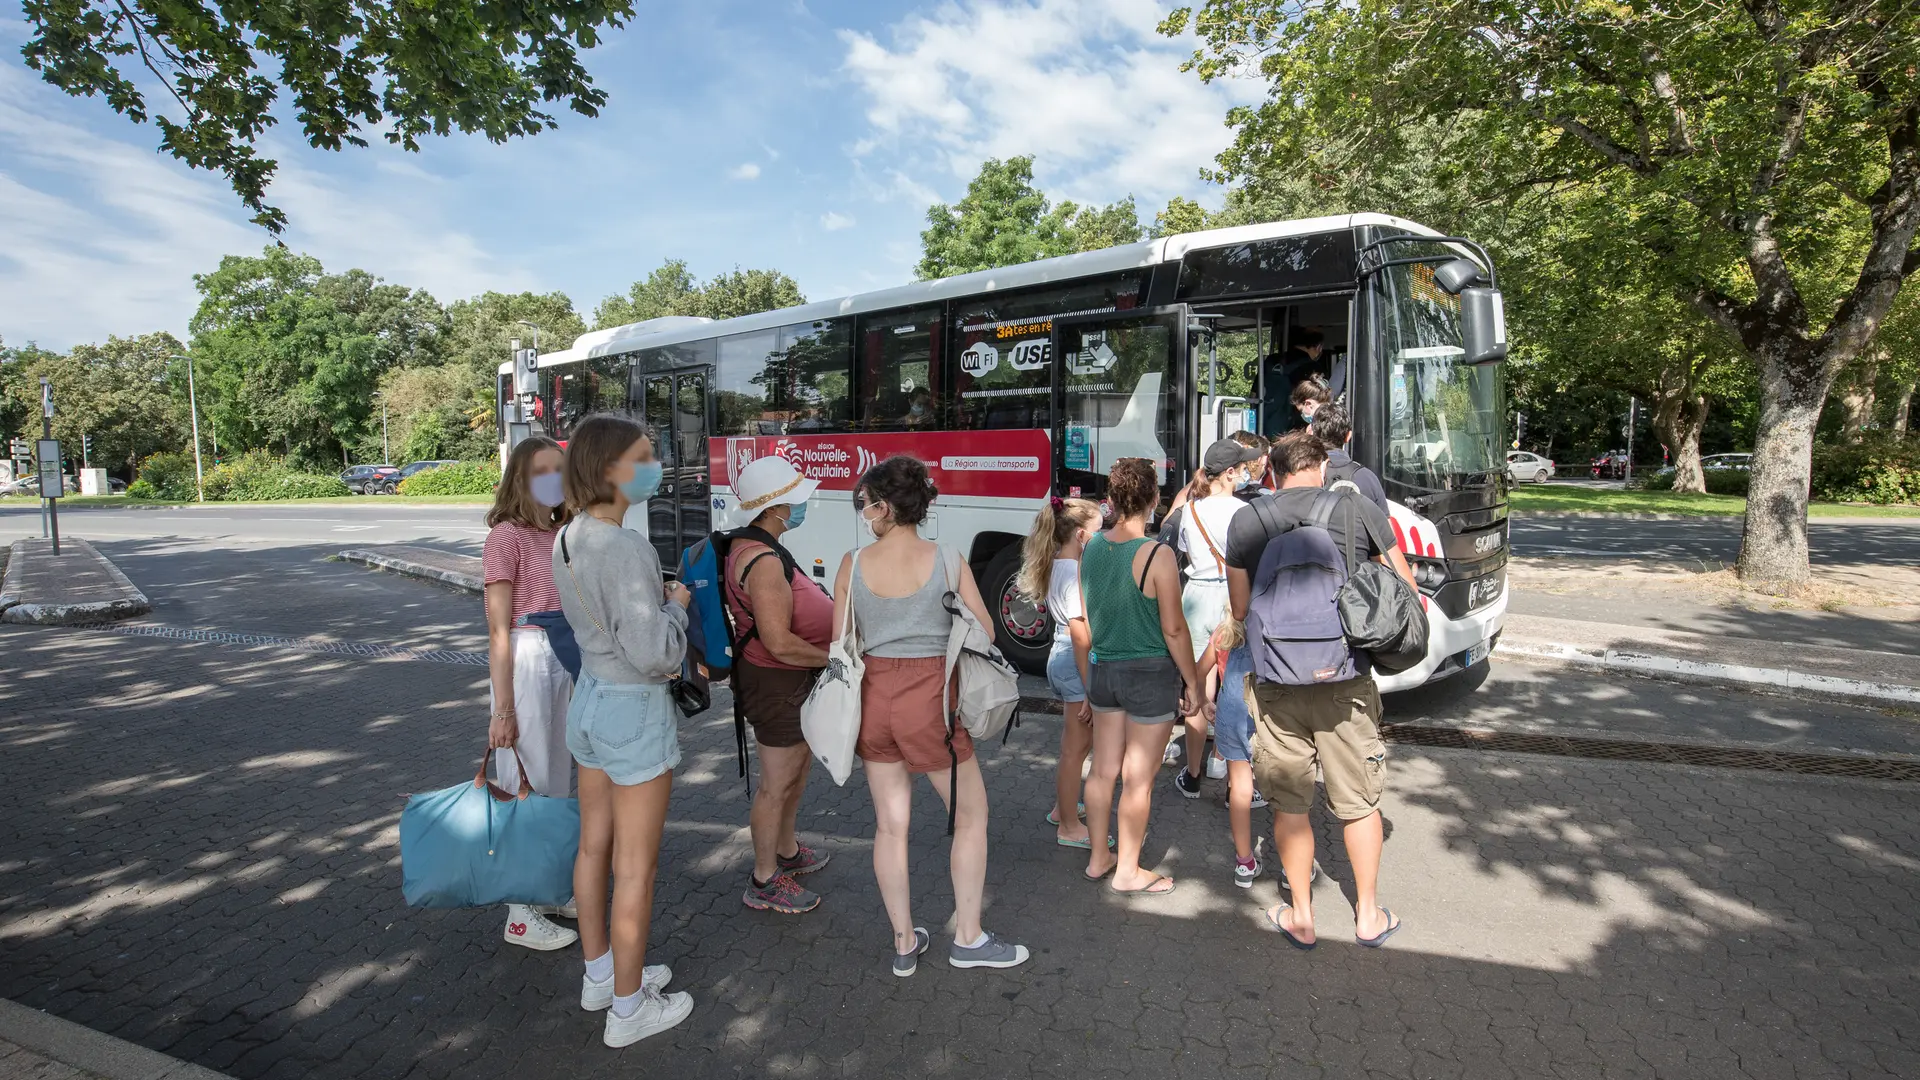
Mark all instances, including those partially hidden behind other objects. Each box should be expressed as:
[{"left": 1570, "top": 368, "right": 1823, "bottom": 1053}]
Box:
[{"left": 482, "top": 521, "right": 563, "bottom": 623}]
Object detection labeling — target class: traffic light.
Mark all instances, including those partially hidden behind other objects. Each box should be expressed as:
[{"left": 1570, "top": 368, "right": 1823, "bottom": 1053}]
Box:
[{"left": 82, "top": 433, "right": 92, "bottom": 465}]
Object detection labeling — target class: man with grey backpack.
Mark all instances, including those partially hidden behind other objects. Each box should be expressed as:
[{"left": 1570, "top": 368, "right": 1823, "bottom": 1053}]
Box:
[{"left": 1223, "top": 431, "right": 1420, "bottom": 950}]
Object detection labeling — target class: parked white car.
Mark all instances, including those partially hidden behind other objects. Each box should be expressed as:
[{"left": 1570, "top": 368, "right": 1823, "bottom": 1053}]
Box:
[
  {"left": 1702, "top": 453, "right": 1752, "bottom": 471},
  {"left": 1505, "top": 450, "right": 1555, "bottom": 483}
]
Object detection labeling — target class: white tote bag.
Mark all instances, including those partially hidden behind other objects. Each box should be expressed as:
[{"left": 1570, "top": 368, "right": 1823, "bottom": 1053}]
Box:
[{"left": 800, "top": 550, "right": 864, "bottom": 786}]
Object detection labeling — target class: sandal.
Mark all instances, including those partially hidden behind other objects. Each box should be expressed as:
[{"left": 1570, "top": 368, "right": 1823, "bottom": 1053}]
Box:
[
  {"left": 1056, "top": 833, "right": 1116, "bottom": 850},
  {"left": 1109, "top": 874, "right": 1176, "bottom": 897},
  {"left": 1082, "top": 861, "right": 1116, "bottom": 882},
  {"left": 1044, "top": 802, "right": 1086, "bottom": 827},
  {"left": 1264, "top": 904, "right": 1316, "bottom": 950},
  {"left": 1355, "top": 908, "right": 1401, "bottom": 948}
]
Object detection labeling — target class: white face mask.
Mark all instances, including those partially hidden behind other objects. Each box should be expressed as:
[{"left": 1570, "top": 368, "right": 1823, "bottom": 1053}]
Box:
[{"left": 860, "top": 503, "right": 887, "bottom": 540}]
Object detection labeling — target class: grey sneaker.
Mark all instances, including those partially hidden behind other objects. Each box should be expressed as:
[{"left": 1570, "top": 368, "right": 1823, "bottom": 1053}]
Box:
[
  {"left": 1278, "top": 859, "right": 1322, "bottom": 891},
  {"left": 1233, "top": 855, "right": 1262, "bottom": 889},
  {"left": 892, "top": 927, "right": 931, "bottom": 977},
  {"left": 743, "top": 873, "right": 819, "bottom": 914},
  {"left": 948, "top": 931, "right": 1031, "bottom": 970}
]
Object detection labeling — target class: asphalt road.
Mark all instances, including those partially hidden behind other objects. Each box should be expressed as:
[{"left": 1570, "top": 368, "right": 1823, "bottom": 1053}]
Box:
[{"left": 7, "top": 500, "right": 1917, "bottom": 568}]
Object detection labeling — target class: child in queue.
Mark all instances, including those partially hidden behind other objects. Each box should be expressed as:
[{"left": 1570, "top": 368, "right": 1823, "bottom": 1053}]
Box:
[
  {"left": 1016, "top": 495, "right": 1106, "bottom": 849},
  {"left": 554, "top": 416, "right": 695, "bottom": 1046},
  {"left": 833, "top": 455, "right": 1031, "bottom": 975},
  {"left": 1080, "top": 458, "right": 1210, "bottom": 894},
  {"left": 482, "top": 435, "right": 578, "bottom": 951}
]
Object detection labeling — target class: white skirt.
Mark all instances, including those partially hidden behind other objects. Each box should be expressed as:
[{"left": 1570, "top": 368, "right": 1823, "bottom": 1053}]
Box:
[{"left": 490, "top": 627, "right": 574, "bottom": 796}]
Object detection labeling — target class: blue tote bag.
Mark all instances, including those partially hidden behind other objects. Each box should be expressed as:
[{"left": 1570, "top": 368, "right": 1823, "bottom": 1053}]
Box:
[{"left": 400, "top": 748, "right": 579, "bottom": 908}]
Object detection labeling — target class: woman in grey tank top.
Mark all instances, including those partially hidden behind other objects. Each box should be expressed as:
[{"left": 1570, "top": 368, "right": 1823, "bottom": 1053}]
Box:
[{"left": 830, "top": 455, "right": 1031, "bottom": 977}]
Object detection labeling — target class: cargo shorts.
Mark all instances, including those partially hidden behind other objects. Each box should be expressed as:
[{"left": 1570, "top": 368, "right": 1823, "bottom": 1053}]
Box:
[{"left": 1249, "top": 676, "right": 1386, "bottom": 821}]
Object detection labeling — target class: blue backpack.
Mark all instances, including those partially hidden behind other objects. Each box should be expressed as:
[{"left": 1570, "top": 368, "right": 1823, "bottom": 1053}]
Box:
[
  {"left": 676, "top": 525, "right": 805, "bottom": 785},
  {"left": 1245, "top": 489, "right": 1358, "bottom": 686}
]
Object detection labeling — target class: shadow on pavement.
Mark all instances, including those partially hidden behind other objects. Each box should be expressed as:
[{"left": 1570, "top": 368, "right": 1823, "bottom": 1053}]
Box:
[{"left": 3, "top": 603, "right": 1917, "bottom": 1079}]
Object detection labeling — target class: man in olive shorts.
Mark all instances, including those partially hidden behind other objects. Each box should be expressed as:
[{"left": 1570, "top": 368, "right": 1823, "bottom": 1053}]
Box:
[{"left": 1224, "top": 432, "right": 1417, "bottom": 950}]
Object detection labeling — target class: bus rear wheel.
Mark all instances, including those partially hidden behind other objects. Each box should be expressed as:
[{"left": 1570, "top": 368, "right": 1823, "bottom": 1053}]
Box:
[{"left": 980, "top": 544, "right": 1051, "bottom": 676}]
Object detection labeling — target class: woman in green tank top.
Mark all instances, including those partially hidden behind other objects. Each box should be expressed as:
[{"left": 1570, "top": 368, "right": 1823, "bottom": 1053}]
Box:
[{"left": 1078, "top": 459, "right": 1210, "bottom": 895}]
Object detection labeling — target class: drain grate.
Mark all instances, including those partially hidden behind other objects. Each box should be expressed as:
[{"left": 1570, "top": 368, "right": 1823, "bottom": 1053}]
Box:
[
  {"left": 1017, "top": 696, "right": 1920, "bottom": 783},
  {"left": 62, "top": 621, "right": 490, "bottom": 667},
  {"left": 1381, "top": 723, "right": 1920, "bottom": 783}
]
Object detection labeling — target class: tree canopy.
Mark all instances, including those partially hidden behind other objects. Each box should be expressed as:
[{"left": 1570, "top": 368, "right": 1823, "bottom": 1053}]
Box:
[
  {"left": 595, "top": 261, "right": 805, "bottom": 328},
  {"left": 1, "top": 332, "right": 188, "bottom": 471},
  {"left": 20, "top": 0, "right": 635, "bottom": 231},
  {"left": 1167, "top": 0, "right": 1920, "bottom": 583},
  {"left": 916, "top": 156, "right": 1143, "bottom": 280}
]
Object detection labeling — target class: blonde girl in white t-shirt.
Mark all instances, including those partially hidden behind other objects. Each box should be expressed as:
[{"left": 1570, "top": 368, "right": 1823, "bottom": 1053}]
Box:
[{"left": 1017, "top": 495, "right": 1105, "bottom": 849}]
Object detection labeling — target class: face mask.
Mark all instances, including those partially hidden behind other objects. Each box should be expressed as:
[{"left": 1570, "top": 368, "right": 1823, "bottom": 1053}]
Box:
[
  {"left": 784, "top": 501, "right": 808, "bottom": 529},
  {"left": 529, "top": 472, "right": 565, "bottom": 508},
  {"left": 860, "top": 505, "right": 886, "bottom": 540},
  {"left": 617, "top": 460, "right": 663, "bottom": 503}
]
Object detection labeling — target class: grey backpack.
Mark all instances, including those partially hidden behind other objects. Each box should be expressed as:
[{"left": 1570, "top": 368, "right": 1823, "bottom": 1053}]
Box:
[{"left": 935, "top": 545, "right": 1021, "bottom": 832}]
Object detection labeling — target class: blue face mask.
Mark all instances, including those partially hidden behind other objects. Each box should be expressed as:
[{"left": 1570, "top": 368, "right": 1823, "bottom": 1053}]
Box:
[
  {"left": 617, "top": 460, "right": 663, "bottom": 503},
  {"left": 785, "top": 500, "right": 809, "bottom": 529},
  {"left": 529, "top": 472, "right": 565, "bottom": 508}
]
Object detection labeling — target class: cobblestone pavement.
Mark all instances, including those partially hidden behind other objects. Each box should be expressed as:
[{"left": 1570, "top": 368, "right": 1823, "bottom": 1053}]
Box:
[{"left": 3, "top": 566, "right": 1919, "bottom": 1078}]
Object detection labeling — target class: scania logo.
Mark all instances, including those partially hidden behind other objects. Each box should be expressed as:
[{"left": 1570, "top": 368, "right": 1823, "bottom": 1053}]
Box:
[{"left": 1474, "top": 532, "right": 1504, "bottom": 554}]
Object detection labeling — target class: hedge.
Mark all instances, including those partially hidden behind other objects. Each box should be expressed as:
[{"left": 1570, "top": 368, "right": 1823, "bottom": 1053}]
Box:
[
  {"left": 399, "top": 460, "right": 500, "bottom": 496},
  {"left": 129, "top": 451, "right": 200, "bottom": 501},
  {"left": 1812, "top": 436, "right": 1920, "bottom": 505},
  {"left": 1640, "top": 468, "right": 1751, "bottom": 496},
  {"left": 131, "top": 449, "right": 348, "bottom": 501}
]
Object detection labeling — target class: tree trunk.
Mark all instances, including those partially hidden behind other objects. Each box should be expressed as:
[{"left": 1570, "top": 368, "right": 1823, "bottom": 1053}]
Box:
[
  {"left": 1833, "top": 352, "right": 1881, "bottom": 441},
  {"left": 1652, "top": 391, "right": 1709, "bottom": 493},
  {"left": 1895, "top": 381, "right": 1916, "bottom": 436},
  {"left": 1737, "top": 350, "right": 1839, "bottom": 586}
]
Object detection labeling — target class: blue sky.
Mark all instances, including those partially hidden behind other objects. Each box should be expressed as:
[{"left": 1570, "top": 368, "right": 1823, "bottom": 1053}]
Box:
[{"left": 0, "top": 0, "right": 1262, "bottom": 352}]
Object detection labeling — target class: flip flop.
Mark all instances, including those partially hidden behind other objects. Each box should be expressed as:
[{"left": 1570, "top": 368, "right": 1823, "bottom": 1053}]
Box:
[
  {"left": 1044, "top": 802, "right": 1087, "bottom": 827},
  {"left": 1082, "top": 862, "right": 1116, "bottom": 882},
  {"left": 1056, "top": 834, "right": 1117, "bottom": 850},
  {"left": 1264, "top": 904, "right": 1316, "bottom": 950},
  {"left": 1355, "top": 908, "right": 1401, "bottom": 948},
  {"left": 1110, "top": 874, "right": 1176, "bottom": 897}
]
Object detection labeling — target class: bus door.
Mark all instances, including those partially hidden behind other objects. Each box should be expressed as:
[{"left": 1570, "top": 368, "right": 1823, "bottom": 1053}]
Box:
[
  {"left": 637, "top": 367, "right": 713, "bottom": 573},
  {"left": 1050, "top": 307, "right": 1188, "bottom": 503}
]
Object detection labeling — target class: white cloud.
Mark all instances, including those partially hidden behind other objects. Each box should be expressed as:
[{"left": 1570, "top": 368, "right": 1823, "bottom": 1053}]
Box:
[
  {"left": 819, "top": 211, "right": 856, "bottom": 231},
  {"left": 837, "top": 0, "right": 1260, "bottom": 208},
  {"left": 0, "top": 62, "right": 529, "bottom": 351},
  {"left": 728, "top": 162, "right": 763, "bottom": 180}
]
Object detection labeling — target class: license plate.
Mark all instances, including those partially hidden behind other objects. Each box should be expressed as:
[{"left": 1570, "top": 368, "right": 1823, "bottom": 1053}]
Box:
[{"left": 1460, "top": 639, "right": 1490, "bottom": 668}]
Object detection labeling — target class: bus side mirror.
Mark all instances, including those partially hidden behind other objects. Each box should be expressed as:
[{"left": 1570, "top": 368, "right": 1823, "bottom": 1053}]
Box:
[
  {"left": 1461, "top": 287, "right": 1508, "bottom": 365},
  {"left": 1433, "top": 258, "right": 1487, "bottom": 294}
]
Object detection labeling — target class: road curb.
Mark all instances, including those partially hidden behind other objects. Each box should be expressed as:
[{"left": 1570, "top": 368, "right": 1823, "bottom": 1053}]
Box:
[
  {"left": 1510, "top": 510, "right": 1912, "bottom": 523},
  {"left": 0, "top": 998, "right": 234, "bottom": 1079},
  {"left": 0, "top": 538, "right": 152, "bottom": 625},
  {"left": 1495, "top": 639, "right": 1920, "bottom": 708},
  {"left": 337, "top": 548, "right": 483, "bottom": 594}
]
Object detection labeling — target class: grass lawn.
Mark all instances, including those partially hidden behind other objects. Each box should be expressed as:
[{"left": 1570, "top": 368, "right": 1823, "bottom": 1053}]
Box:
[
  {"left": 8, "top": 494, "right": 493, "bottom": 509},
  {"left": 1510, "top": 485, "right": 1920, "bottom": 518}
]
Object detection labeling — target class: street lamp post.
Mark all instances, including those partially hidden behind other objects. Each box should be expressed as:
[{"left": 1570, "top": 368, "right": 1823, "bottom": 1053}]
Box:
[
  {"left": 174, "top": 354, "right": 206, "bottom": 502},
  {"left": 515, "top": 320, "right": 542, "bottom": 351}
]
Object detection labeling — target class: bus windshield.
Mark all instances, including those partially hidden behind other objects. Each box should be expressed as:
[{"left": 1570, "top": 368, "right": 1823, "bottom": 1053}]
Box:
[{"left": 1379, "top": 261, "right": 1503, "bottom": 491}]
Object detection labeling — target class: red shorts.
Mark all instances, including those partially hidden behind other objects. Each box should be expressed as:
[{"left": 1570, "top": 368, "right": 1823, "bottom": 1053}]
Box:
[{"left": 856, "top": 655, "right": 974, "bottom": 774}]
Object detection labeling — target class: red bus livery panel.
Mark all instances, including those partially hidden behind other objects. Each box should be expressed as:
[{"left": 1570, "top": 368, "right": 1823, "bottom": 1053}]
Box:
[{"left": 713, "top": 429, "right": 1052, "bottom": 500}]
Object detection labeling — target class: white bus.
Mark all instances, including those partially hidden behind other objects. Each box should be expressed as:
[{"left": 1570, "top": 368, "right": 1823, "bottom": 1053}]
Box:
[{"left": 498, "top": 214, "right": 1511, "bottom": 688}]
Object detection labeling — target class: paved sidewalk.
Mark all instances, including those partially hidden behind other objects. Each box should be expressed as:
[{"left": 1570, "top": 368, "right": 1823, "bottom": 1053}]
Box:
[
  {"left": 335, "top": 546, "right": 482, "bottom": 593},
  {"left": 0, "top": 538, "right": 151, "bottom": 624},
  {"left": 3, "top": 616, "right": 1918, "bottom": 1080}
]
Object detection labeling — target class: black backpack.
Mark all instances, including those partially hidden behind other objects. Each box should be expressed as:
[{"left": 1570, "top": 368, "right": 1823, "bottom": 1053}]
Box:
[{"left": 1311, "top": 485, "right": 1429, "bottom": 674}]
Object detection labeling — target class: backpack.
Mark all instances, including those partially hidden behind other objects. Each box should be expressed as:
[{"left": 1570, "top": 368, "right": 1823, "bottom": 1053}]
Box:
[
  {"left": 1245, "top": 486, "right": 1360, "bottom": 686},
  {"left": 676, "top": 525, "right": 807, "bottom": 786},
  {"left": 1314, "top": 489, "right": 1430, "bottom": 674},
  {"left": 935, "top": 545, "right": 1022, "bottom": 833}
]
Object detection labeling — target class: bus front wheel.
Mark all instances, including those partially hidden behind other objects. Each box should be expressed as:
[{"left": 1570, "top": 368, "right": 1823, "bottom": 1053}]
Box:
[{"left": 980, "top": 544, "right": 1051, "bottom": 676}]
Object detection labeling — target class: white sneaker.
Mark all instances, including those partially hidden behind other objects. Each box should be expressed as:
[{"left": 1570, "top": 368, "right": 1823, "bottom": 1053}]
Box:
[
  {"left": 1205, "top": 755, "right": 1228, "bottom": 780},
  {"left": 533, "top": 897, "right": 578, "bottom": 919},
  {"left": 1233, "top": 855, "right": 1262, "bottom": 889},
  {"left": 503, "top": 907, "right": 577, "bottom": 951},
  {"left": 581, "top": 965, "right": 672, "bottom": 1011},
  {"left": 1162, "top": 741, "right": 1182, "bottom": 766},
  {"left": 603, "top": 988, "right": 694, "bottom": 1047}
]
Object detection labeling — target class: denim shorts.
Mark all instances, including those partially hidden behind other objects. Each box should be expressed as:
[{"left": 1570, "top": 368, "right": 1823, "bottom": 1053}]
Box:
[
  {"left": 1213, "top": 645, "right": 1255, "bottom": 762},
  {"left": 1046, "top": 641, "right": 1086, "bottom": 703},
  {"left": 1087, "top": 655, "right": 1180, "bottom": 725},
  {"left": 565, "top": 671, "right": 681, "bottom": 786}
]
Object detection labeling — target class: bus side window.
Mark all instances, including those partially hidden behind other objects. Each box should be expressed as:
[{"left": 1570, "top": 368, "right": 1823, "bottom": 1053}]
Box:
[
  {"left": 782, "top": 319, "right": 853, "bottom": 433},
  {"left": 856, "top": 306, "right": 943, "bottom": 432}
]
